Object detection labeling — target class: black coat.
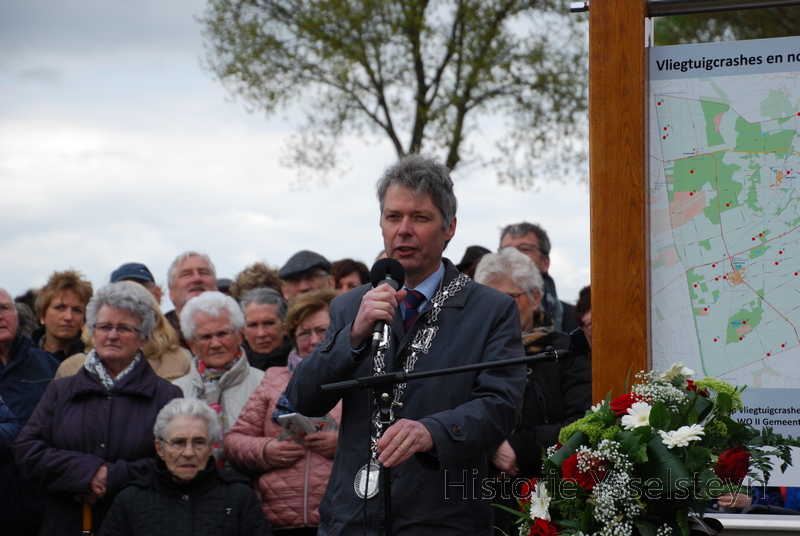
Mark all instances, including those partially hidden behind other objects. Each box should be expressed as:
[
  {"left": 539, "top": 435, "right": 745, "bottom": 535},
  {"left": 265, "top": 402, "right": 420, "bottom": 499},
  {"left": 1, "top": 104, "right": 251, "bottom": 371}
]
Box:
[
  {"left": 12, "top": 353, "right": 183, "bottom": 535},
  {"left": 98, "top": 460, "right": 272, "bottom": 536}
]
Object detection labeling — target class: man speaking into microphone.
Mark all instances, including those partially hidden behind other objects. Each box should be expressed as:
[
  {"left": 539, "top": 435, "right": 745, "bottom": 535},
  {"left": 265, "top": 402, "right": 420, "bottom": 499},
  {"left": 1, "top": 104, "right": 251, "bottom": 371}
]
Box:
[{"left": 287, "top": 154, "right": 525, "bottom": 535}]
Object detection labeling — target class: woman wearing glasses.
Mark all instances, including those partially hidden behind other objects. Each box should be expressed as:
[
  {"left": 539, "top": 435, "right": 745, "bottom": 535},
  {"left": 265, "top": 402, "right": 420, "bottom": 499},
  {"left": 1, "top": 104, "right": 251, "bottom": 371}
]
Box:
[
  {"left": 12, "top": 282, "right": 183, "bottom": 535},
  {"left": 172, "top": 292, "right": 264, "bottom": 466},
  {"left": 224, "top": 289, "right": 340, "bottom": 536},
  {"left": 98, "top": 398, "right": 272, "bottom": 536}
]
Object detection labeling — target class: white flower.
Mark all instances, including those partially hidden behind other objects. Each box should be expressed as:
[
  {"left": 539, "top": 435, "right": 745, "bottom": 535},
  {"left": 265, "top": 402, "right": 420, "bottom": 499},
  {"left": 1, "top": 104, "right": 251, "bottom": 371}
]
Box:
[
  {"left": 621, "top": 402, "right": 652, "bottom": 430},
  {"left": 529, "top": 481, "right": 551, "bottom": 520},
  {"left": 661, "top": 362, "right": 696, "bottom": 381},
  {"left": 591, "top": 402, "right": 603, "bottom": 413},
  {"left": 660, "top": 424, "right": 705, "bottom": 449}
]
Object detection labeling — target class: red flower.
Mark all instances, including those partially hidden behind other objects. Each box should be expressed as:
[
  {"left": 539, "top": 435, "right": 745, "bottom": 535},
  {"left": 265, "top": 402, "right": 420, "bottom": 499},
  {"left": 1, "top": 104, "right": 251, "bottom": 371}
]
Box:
[
  {"left": 529, "top": 517, "right": 560, "bottom": 536},
  {"left": 715, "top": 446, "right": 751, "bottom": 484},
  {"left": 519, "top": 478, "right": 537, "bottom": 506},
  {"left": 561, "top": 453, "right": 607, "bottom": 492},
  {"left": 610, "top": 392, "right": 639, "bottom": 416},
  {"left": 686, "top": 380, "right": 709, "bottom": 397}
]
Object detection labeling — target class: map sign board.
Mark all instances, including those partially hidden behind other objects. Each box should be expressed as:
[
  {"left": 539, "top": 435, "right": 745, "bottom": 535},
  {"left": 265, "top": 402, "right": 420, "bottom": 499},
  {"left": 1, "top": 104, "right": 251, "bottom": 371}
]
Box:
[{"left": 648, "top": 36, "right": 800, "bottom": 449}]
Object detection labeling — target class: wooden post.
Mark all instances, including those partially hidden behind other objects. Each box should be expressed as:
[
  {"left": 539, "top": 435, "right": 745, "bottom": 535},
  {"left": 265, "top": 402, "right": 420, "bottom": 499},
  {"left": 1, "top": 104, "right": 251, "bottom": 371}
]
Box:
[{"left": 589, "top": 0, "right": 649, "bottom": 402}]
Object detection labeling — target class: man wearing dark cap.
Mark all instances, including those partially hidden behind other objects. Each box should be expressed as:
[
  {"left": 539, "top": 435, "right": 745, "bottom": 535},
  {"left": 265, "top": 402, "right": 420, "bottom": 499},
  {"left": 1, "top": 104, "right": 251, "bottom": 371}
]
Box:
[
  {"left": 455, "top": 245, "right": 490, "bottom": 278},
  {"left": 110, "top": 262, "right": 162, "bottom": 304},
  {"left": 278, "top": 250, "right": 333, "bottom": 300}
]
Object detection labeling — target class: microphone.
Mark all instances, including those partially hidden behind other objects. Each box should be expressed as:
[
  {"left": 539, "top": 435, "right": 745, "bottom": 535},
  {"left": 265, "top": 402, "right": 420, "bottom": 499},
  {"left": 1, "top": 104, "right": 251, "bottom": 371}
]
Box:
[{"left": 369, "top": 258, "right": 405, "bottom": 356}]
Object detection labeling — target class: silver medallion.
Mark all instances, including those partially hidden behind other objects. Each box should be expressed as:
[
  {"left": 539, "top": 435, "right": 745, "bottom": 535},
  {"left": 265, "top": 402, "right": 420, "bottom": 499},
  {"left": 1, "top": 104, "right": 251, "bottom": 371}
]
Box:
[{"left": 354, "top": 461, "right": 381, "bottom": 499}]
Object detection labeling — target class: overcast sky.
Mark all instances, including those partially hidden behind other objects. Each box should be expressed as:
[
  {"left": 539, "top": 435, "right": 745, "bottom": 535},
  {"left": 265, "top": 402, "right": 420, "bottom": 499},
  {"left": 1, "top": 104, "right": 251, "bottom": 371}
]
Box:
[{"left": 0, "top": 0, "right": 590, "bottom": 308}]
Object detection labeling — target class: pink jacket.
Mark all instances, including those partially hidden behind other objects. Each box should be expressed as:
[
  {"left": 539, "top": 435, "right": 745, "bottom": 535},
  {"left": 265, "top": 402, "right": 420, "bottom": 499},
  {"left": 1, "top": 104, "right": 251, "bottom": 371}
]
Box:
[{"left": 223, "top": 366, "right": 341, "bottom": 529}]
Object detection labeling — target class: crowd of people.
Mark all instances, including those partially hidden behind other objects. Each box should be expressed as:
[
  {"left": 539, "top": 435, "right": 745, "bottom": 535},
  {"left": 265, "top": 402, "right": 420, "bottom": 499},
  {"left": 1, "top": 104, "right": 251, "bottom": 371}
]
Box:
[{"left": 0, "top": 154, "right": 593, "bottom": 536}]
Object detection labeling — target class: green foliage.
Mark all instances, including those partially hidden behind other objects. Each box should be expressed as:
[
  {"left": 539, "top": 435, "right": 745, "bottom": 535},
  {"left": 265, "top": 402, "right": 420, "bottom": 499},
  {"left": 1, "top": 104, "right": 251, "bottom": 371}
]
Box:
[
  {"left": 200, "top": 0, "right": 588, "bottom": 187},
  {"left": 519, "top": 365, "right": 800, "bottom": 535},
  {"left": 654, "top": 7, "right": 800, "bottom": 46}
]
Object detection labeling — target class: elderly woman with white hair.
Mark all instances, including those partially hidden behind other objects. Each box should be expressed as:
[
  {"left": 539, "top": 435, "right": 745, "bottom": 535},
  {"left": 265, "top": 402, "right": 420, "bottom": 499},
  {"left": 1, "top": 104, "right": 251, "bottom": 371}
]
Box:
[
  {"left": 173, "top": 291, "right": 264, "bottom": 465},
  {"left": 12, "top": 282, "right": 183, "bottom": 536},
  {"left": 474, "top": 248, "right": 591, "bottom": 535},
  {"left": 98, "top": 398, "right": 272, "bottom": 536}
]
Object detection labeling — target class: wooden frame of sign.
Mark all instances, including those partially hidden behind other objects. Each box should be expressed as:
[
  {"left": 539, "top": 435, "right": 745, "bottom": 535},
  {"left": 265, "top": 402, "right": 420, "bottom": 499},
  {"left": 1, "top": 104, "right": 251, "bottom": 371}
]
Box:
[{"left": 589, "top": 0, "right": 649, "bottom": 402}]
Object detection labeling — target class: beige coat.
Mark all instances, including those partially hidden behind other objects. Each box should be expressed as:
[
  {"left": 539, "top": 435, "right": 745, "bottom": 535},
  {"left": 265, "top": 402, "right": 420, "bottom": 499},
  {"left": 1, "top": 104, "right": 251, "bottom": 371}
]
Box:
[{"left": 55, "top": 346, "right": 192, "bottom": 382}]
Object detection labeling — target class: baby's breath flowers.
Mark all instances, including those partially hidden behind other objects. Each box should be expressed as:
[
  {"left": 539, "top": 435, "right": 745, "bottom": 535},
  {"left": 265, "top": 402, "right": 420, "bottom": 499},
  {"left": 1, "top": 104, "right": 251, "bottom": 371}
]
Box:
[{"left": 510, "top": 363, "right": 798, "bottom": 536}]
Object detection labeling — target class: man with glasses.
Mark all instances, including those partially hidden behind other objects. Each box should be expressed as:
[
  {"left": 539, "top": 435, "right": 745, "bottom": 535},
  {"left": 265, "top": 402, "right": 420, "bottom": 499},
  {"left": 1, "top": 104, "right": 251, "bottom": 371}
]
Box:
[
  {"left": 278, "top": 250, "right": 333, "bottom": 301},
  {"left": 173, "top": 291, "right": 263, "bottom": 465},
  {"left": 499, "top": 222, "right": 577, "bottom": 333},
  {"left": 0, "top": 288, "right": 59, "bottom": 536}
]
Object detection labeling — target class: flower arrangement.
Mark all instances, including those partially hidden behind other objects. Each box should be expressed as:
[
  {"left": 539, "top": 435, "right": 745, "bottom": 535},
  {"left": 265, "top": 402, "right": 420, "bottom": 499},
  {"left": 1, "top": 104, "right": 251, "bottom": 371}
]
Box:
[{"left": 508, "top": 363, "right": 798, "bottom": 536}]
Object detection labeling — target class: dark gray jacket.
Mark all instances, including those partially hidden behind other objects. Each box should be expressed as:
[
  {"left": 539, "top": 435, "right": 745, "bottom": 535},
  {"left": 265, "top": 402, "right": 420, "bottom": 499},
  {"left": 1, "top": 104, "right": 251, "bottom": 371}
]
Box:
[{"left": 287, "top": 259, "right": 525, "bottom": 536}]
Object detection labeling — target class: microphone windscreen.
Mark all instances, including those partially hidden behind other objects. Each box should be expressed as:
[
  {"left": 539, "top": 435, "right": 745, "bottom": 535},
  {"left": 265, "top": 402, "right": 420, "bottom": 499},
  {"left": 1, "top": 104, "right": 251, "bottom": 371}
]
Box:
[{"left": 370, "top": 258, "right": 406, "bottom": 290}]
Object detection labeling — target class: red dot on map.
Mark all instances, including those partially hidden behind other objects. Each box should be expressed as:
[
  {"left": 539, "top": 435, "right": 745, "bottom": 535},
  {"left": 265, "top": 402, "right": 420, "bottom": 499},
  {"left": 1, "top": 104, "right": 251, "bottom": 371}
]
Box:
[
  {"left": 776, "top": 261, "right": 780, "bottom": 265},
  {"left": 664, "top": 127, "right": 668, "bottom": 131},
  {"left": 690, "top": 170, "right": 694, "bottom": 173},
  {"left": 782, "top": 344, "right": 786, "bottom": 348},
  {"left": 714, "top": 338, "right": 718, "bottom": 342},
  {"left": 795, "top": 272, "right": 799, "bottom": 276},
  {"left": 779, "top": 251, "right": 783, "bottom": 254},
  {"left": 712, "top": 264, "right": 716, "bottom": 267},
  {"left": 726, "top": 203, "right": 730, "bottom": 207},
  {"left": 723, "top": 276, "right": 727, "bottom": 279},
  {"left": 743, "top": 320, "right": 747, "bottom": 324},
  {"left": 658, "top": 102, "right": 662, "bottom": 106},
  {"left": 759, "top": 233, "right": 763, "bottom": 237},
  {"left": 715, "top": 277, "right": 719, "bottom": 281},
  {"left": 767, "top": 353, "right": 771, "bottom": 357},
  {"left": 739, "top": 337, "right": 743, "bottom": 341},
  {"left": 704, "top": 307, "right": 708, "bottom": 311},
  {"left": 752, "top": 237, "right": 756, "bottom": 241},
  {"left": 693, "top": 284, "right": 698, "bottom": 287}
]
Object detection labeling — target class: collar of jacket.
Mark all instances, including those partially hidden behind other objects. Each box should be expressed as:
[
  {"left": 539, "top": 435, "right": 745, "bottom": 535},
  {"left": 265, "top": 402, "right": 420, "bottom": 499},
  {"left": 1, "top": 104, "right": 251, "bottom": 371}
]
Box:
[
  {"left": 186, "top": 348, "right": 251, "bottom": 391},
  {"left": 66, "top": 353, "right": 160, "bottom": 400}
]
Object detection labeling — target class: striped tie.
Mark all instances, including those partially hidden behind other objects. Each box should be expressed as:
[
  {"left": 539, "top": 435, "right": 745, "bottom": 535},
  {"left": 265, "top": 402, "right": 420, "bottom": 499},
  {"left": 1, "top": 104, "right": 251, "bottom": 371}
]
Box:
[{"left": 402, "top": 289, "right": 425, "bottom": 330}]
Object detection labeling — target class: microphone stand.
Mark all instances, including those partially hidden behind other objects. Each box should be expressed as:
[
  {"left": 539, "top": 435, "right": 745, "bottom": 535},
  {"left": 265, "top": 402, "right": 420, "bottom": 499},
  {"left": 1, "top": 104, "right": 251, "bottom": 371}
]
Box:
[
  {"left": 323, "top": 343, "right": 584, "bottom": 536},
  {"left": 323, "top": 346, "right": 576, "bottom": 393}
]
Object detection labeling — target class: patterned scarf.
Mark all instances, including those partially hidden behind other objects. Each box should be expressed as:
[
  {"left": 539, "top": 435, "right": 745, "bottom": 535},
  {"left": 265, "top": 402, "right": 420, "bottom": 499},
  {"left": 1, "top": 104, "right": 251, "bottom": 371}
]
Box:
[
  {"left": 84, "top": 348, "right": 142, "bottom": 390},
  {"left": 522, "top": 310, "right": 556, "bottom": 356},
  {"left": 197, "top": 349, "right": 242, "bottom": 465}
]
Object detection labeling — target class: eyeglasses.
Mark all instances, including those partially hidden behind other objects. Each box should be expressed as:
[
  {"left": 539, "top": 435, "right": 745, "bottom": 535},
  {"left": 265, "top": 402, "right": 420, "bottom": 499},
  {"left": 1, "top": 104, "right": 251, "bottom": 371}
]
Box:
[
  {"left": 505, "top": 292, "right": 526, "bottom": 301},
  {"left": 196, "top": 329, "right": 235, "bottom": 343},
  {"left": 501, "top": 244, "right": 542, "bottom": 256},
  {"left": 94, "top": 323, "right": 141, "bottom": 336},
  {"left": 295, "top": 326, "right": 328, "bottom": 342},
  {"left": 285, "top": 271, "right": 329, "bottom": 287},
  {"left": 161, "top": 437, "right": 211, "bottom": 452}
]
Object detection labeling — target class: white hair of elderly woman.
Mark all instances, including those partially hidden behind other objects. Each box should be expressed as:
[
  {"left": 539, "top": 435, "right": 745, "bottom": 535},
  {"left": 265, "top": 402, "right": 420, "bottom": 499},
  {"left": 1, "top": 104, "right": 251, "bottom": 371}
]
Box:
[
  {"left": 473, "top": 247, "right": 544, "bottom": 298},
  {"left": 179, "top": 291, "right": 245, "bottom": 341},
  {"left": 86, "top": 281, "right": 156, "bottom": 340},
  {"left": 153, "top": 397, "right": 221, "bottom": 442}
]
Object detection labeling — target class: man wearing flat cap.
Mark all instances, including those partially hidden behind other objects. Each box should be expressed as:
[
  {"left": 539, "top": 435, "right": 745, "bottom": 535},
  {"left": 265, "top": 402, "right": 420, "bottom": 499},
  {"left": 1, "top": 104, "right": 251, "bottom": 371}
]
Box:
[
  {"left": 278, "top": 250, "right": 333, "bottom": 301},
  {"left": 111, "top": 262, "right": 163, "bottom": 304}
]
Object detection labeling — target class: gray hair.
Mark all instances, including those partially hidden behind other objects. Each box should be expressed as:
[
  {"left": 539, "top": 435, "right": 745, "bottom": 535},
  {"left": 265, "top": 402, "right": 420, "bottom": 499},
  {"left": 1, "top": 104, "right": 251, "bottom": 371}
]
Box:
[
  {"left": 86, "top": 282, "right": 156, "bottom": 340},
  {"left": 167, "top": 251, "right": 216, "bottom": 289},
  {"left": 376, "top": 154, "right": 457, "bottom": 230},
  {"left": 240, "top": 288, "right": 288, "bottom": 323},
  {"left": 474, "top": 247, "right": 544, "bottom": 305},
  {"left": 499, "top": 222, "right": 552, "bottom": 257},
  {"left": 153, "top": 397, "right": 221, "bottom": 442},
  {"left": 0, "top": 288, "right": 11, "bottom": 302},
  {"left": 180, "top": 291, "right": 244, "bottom": 341}
]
